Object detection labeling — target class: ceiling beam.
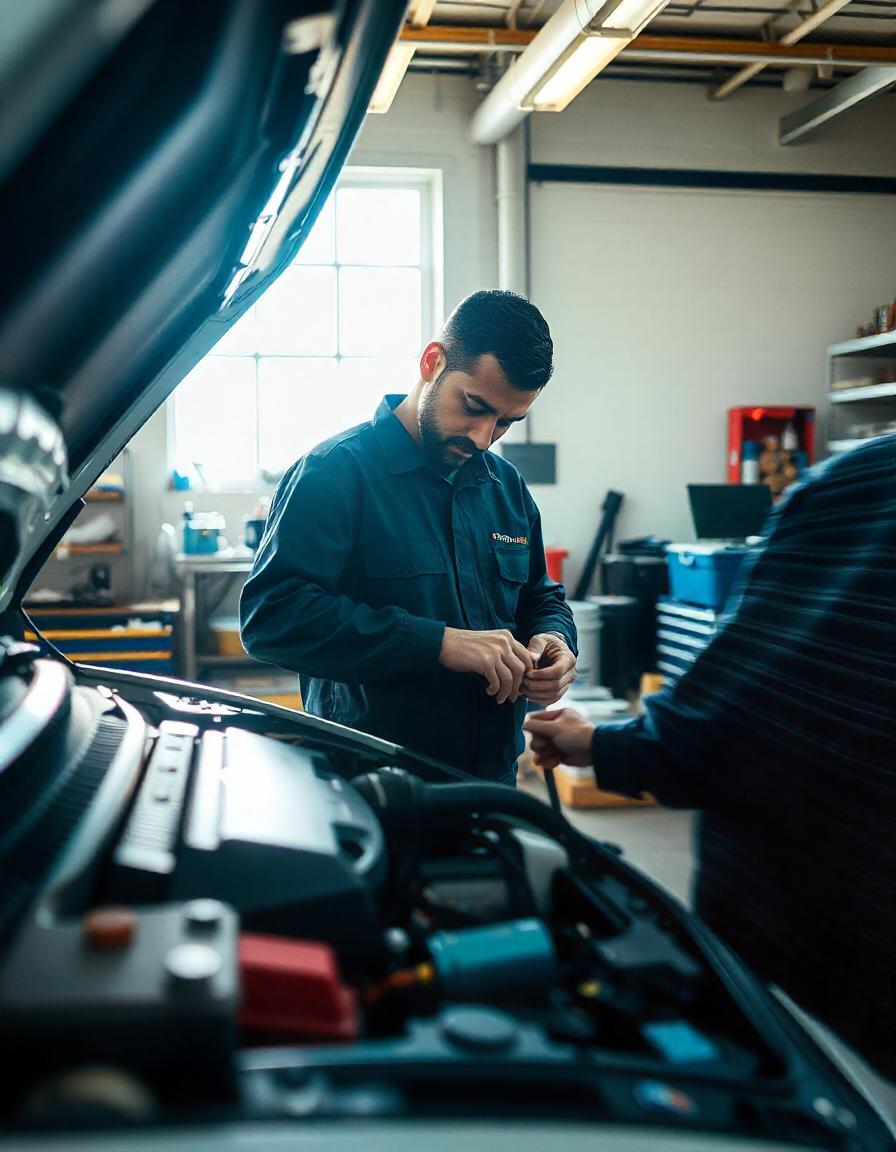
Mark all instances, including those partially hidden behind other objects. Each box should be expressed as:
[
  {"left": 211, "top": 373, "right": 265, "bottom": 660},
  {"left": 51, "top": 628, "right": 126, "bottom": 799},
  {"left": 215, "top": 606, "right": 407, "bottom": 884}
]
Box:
[
  {"left": 779, "top": 65, "right": 896, "bottom": 143},
  {"left": 631, "top": 35, "right": 896, "bottom": 65},
  {"left": 397, "top": 25, "right": 896, "bottom": 68},
  {"left": 369, "top": 0, "right": 437, "bottom": 114},
  {"left": 710, "top": 0, "right": 853, "bottom": 100},
  {"left": 398, "top": 25, "right": 535, "bottom": 51},
  {"left": 406, "top": 0, "right": 437, "bottom": 25}
]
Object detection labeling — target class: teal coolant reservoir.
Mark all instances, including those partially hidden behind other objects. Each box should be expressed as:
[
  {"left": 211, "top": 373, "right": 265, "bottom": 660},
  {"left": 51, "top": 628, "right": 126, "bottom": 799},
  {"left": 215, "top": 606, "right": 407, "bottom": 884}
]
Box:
[{"left": 427, "top": 918, "right": 556, "bottom": 1004}]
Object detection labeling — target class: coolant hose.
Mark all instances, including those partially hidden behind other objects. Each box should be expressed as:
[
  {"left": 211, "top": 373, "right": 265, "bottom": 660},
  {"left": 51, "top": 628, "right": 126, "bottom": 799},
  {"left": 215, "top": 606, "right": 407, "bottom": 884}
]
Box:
[{"left": 353, "top": 769, "right": 586, "bottom": 857}]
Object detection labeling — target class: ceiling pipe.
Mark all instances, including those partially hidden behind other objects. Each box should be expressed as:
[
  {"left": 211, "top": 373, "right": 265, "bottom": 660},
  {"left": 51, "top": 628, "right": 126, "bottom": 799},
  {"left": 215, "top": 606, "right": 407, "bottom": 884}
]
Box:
[
  {"left": 710, "top": 0, "right": 853, "bottom": 100},
  {"left": 470, "top": 0, "right": 614, "bottom": 145},
  {"left": 625, "top": 47, "right": 880, "bottom": 67},
  {"left": 497, "top": 129, "right": 528, "bottom": 294}
]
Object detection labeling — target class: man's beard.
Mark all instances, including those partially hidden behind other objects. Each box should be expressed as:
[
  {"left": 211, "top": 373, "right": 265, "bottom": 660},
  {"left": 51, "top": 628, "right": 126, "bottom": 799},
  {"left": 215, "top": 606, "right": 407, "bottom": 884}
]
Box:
[{"left": 418, "top": 373, "right": 480, "bottom": 474}]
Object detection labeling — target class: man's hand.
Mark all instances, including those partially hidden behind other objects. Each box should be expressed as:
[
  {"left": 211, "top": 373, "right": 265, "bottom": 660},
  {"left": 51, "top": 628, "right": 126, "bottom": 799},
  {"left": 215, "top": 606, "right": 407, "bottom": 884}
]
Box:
[
  {"left": 523, "top": 708, "right": 595, "bottom": 771},
  {"left": 439, "top": 627, "right": 534, "bottom": 705},
  {"left": 522, "top": 633, "right": 577, "bottom": 706}
]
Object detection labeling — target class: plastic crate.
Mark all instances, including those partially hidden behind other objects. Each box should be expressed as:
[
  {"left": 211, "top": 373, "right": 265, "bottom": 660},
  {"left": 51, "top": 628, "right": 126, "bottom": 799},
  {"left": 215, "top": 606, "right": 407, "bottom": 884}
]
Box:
[{"left": 666, "top": 544, "right": 748, "bottom": 611}]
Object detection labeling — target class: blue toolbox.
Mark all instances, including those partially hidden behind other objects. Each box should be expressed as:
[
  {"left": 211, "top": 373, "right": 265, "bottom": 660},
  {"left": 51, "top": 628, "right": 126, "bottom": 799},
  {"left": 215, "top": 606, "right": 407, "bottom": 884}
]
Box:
[{"left": 665, "top": 543, "right": 749, "bottom": 612}]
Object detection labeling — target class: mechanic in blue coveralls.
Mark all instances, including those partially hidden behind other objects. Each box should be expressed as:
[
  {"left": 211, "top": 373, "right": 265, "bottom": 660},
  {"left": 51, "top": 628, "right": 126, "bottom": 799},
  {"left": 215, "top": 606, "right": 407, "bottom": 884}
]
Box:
[{"left": 240, "top": 291, "right": 577, "bottom": 784}]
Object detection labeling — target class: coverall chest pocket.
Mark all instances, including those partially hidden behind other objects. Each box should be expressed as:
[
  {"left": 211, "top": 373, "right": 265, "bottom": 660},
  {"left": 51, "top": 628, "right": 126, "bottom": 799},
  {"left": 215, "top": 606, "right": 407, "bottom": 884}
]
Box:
[
  {"left": 364, "top": 537, "right": 447, "bottom": 613},
  {"left": 492, "top": 544, "right": 529, "bottom": 627}
]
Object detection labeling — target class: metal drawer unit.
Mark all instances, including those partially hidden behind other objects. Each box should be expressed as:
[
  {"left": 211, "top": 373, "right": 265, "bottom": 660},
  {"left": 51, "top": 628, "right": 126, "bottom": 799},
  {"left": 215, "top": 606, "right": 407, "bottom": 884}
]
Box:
[{"left": 656, "top": 598, "right": 720, "bottom": 688}]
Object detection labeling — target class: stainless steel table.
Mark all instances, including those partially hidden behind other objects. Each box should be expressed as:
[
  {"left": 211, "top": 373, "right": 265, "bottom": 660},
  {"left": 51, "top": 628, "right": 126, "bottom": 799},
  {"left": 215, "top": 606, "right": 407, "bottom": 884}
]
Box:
[{"left": 174, "top": 551, "right": 254, "bottom": 681}]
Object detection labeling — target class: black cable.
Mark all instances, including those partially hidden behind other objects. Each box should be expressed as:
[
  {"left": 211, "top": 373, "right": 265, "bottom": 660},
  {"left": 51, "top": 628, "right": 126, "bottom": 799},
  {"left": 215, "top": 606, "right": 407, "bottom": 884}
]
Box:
[{"left": 19, "top": 607, "right": 73, "bottom": 669}]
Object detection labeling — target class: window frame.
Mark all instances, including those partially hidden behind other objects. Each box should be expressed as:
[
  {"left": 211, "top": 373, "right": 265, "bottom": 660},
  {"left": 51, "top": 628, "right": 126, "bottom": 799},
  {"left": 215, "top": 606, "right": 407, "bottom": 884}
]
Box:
[{"left": 167, "top": 166, "right": 443, "bottom": 493}]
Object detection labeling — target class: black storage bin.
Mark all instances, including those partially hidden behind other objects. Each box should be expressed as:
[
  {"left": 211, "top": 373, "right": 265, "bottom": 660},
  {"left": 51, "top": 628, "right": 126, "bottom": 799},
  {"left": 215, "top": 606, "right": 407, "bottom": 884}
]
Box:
[
  {"left": 589, "top": 594, "right": 639, "bottom": 698},
  {"left": 601, "top": 548, "right": 669, "bottom": 675}
]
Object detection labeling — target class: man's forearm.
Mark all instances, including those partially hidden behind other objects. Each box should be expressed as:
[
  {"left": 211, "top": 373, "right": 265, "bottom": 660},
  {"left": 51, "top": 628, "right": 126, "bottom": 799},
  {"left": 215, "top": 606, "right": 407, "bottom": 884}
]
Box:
[
  {"left": 591, "top": 713, "right": 702, "bottom": 808},
  {"left": 240, "top": 580, "right": 445, "bottom": 683}
]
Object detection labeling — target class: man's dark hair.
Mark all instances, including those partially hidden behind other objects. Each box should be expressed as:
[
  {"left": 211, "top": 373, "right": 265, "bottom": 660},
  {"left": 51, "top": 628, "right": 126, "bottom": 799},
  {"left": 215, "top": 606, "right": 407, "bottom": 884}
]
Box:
[{"left": 438, "top": 290, "right": 553, "bottom": 391}]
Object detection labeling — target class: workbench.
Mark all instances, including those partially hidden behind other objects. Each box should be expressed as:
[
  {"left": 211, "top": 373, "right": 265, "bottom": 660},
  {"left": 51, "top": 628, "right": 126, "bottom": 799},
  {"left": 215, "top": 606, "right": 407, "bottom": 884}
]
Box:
[{"left": 174, "top": 551, "right": 254, "bottom": 682}]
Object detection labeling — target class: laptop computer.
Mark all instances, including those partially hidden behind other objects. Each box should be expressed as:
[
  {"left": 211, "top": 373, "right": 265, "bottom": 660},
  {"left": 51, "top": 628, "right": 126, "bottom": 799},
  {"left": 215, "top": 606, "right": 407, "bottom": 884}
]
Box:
[{"left": 687, "top": 484, "right": 771, "bottom": 544}]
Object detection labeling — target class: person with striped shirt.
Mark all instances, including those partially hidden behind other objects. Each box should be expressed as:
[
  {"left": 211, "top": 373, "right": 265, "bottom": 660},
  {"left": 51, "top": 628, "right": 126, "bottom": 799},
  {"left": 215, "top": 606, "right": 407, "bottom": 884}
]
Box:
[{"left": 525, "top": 434, "right": 896, "bottom": 1080}]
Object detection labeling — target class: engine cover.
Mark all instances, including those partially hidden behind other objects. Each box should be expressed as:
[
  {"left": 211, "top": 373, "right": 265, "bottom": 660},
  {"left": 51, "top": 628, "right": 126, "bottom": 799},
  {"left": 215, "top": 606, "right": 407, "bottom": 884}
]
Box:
[{"left": 108, "top": 725, "right": 386, "bottom": 975}]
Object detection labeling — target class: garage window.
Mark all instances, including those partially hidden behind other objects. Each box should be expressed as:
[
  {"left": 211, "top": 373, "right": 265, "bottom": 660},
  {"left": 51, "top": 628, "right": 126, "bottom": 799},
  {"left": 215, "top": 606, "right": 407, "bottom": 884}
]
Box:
[{"left": 170, "top": 170, "right": 441, "bottom": 488}]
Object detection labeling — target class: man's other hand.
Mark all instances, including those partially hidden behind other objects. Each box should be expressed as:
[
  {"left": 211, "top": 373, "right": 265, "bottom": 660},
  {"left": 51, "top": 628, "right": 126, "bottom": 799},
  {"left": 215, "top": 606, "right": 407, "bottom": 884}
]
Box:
[
  {"left": 522, "top": 633, "right": 577, "bottom": 705},
  {"left": 523, "top": 708, "right": 595, "bottom": 771},
  {"left": 439, "top": 627, "right": 534, "bottom": 705}
]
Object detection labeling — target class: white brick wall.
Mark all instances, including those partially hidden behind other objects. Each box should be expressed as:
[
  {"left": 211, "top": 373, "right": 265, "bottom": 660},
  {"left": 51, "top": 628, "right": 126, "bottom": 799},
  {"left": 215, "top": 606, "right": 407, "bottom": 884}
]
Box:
[
  {"left": 523, "top": 78, "right": 896, "bottom": 584},
  {"left": 530, "top": 75, "right": 896, "bottom": 176},
  {"left": 529, "top": 181, "right": 896, "bottom": 572},
  {"left": 353, "top": 73, "right": 499, "bottom": 318}
]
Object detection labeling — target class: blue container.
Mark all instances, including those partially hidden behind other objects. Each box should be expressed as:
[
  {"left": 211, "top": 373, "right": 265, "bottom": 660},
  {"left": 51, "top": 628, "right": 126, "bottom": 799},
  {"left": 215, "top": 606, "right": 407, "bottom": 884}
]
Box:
[
  {"left": 666, "top": 544, "right": 749, "bottom": 611},
  {"left": 427, "top": 918, "right": 555, "bottom": 1004},
  {"left": 183, "top": 513, "right": 225, "bottom": 555}
]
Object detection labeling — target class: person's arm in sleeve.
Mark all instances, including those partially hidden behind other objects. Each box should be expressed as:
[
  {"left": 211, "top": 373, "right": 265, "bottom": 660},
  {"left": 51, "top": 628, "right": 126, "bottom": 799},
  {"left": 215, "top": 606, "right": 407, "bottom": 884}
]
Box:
[
  {"left": 528, "top": 461, "right": 856, "bottom": 809},
  {"left": 239, "top": 450, "right": 445, "bottom": 683}
]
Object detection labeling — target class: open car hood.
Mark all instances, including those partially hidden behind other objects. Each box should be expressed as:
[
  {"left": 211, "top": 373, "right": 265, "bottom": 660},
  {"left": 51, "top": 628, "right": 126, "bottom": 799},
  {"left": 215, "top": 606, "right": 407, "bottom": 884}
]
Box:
[{"left": 0, "top": 0, "right": 406, "bottom": 611}]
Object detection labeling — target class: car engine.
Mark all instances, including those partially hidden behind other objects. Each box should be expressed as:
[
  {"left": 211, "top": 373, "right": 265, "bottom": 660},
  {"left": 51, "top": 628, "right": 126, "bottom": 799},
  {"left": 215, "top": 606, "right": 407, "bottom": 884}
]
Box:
[{"left": 0, "top": 652, "right": 889, "bottom": 1149}]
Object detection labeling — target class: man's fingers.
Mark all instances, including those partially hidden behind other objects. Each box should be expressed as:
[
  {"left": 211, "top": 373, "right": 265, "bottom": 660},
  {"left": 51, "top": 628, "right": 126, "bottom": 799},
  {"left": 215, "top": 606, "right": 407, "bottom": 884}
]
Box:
[
  {"left": 502, "top": 651, "right": 527, "bottom": 702},
  {"left": 526, "top": 635, "right": 547, "bottom": 664},
  {"left": 483, "top": 663, "right": 501, "bottom": 696},
  {"left": 524, "top": 709, "right": 570, "bottom": 734},
  {"left": 510, "top": 637, "right": 535, "bottom": 673},
  {"left": 525, "top": 661, "right": 575, "bottom": 682},
  {"left": 524, "top": 681, "right": 560, "bottom": 699},
  {"left": 494, "top": 659, "right": 515, "bottom": 705},
  {"left": 522, "top": 674, "right": 567, "bottom": 694}
]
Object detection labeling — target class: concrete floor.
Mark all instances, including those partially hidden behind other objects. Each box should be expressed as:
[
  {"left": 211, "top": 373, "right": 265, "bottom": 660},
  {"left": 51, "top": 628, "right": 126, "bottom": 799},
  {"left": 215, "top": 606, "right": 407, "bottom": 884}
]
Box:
[{"left": 519, "top": 775, "right": 696, "bottom": 906}]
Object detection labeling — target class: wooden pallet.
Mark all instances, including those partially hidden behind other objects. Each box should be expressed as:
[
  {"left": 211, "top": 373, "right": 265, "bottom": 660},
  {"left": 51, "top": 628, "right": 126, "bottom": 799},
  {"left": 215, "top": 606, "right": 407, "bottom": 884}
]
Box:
[{"left": 529, "top": 761, "right": 654, "bottom": 810}]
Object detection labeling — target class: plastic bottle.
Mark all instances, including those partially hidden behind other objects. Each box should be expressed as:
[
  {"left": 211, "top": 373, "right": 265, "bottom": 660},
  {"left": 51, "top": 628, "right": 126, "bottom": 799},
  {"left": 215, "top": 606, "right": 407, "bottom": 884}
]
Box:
[
  {"left": 781, "top": 422, "right": 799, "bottom": 452},
  {"left": 741, "top": 441, "right": 761, "bottom": 484},
  {"left": 181, "top": 500, "right": 194, "bottom": 553}
]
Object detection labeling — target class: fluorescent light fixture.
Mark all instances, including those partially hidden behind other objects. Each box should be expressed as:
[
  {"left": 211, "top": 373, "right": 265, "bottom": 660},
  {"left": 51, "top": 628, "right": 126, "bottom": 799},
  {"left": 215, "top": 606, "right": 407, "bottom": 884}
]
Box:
[
  {"left": 368, "top": 44, "right": 415, "bottom": 114},
  {"left": 527, "top": 33, "right": 628, "bottom": 111},
  {"left": 601, "top": 0, "right": 670, "bottom": 32}
]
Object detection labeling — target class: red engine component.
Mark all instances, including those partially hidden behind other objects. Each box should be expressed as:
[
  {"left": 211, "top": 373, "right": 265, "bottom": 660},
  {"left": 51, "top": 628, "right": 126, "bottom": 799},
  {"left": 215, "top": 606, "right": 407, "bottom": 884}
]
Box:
[{"left": 239, "top": 935, "right": 359, "bottom": 1042}]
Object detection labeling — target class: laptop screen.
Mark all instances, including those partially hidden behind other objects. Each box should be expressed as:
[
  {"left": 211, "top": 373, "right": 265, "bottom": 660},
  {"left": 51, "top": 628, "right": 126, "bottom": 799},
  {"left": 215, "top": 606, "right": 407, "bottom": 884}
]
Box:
[{"left": 687, "top": 484, "right": 772, "bottom": 541}]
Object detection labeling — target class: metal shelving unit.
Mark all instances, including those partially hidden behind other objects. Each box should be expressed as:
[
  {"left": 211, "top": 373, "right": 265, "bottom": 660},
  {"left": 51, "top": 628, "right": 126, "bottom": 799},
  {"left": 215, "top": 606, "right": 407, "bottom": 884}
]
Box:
[
  {"left": 827, "top": 331, "right": 896, "bottom": 359},
  {"left": 829, "top": 381, "right": 896, "bottom": 404},
  {"left": 826, "top": 331, "right": 896, "bottom": 456},
  {"left": 39, "top": 448, "right": 135, "bottom": 602}
]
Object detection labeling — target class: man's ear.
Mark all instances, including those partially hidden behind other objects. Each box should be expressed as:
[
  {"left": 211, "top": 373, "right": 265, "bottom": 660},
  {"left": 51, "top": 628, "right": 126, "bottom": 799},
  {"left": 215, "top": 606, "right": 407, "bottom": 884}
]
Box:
[{"left": 419, "top": 342, "right": 444, "bottom": 383}]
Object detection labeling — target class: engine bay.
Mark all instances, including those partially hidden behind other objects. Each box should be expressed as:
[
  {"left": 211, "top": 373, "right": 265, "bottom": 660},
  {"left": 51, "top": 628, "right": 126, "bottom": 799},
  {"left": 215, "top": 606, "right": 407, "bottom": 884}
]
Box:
[{"left": 0, "top": 654, "right": 889, "bottom": 1148}]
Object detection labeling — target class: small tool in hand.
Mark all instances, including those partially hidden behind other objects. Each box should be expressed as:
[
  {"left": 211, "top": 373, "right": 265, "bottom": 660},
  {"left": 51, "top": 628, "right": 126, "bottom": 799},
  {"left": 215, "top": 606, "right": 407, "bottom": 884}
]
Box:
[{"left": 543, "top": 763, "right": 562, "bottom": 816}]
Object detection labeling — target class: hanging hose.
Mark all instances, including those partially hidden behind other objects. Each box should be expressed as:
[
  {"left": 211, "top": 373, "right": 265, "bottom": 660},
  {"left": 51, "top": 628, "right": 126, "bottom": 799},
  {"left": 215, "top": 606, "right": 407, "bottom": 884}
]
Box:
[{"left": 352, "top": 767, "right": 598, "bottom": 867}]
